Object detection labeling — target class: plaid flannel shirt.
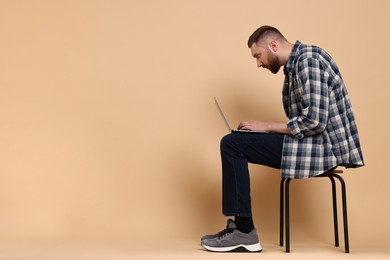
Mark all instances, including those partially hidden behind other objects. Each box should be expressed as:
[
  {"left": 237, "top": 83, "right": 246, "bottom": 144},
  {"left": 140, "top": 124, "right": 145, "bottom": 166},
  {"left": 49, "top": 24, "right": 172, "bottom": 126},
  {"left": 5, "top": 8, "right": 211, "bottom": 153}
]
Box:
[{"left": 281, "top": 41, "right": 364, "bottom": 179}]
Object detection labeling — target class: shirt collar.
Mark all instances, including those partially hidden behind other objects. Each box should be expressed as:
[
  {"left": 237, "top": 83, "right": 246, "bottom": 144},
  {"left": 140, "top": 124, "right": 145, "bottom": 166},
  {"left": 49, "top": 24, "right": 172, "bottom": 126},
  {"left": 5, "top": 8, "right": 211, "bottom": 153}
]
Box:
[{"left": 284, "top": 40, "right": 302, "bottom": 75}]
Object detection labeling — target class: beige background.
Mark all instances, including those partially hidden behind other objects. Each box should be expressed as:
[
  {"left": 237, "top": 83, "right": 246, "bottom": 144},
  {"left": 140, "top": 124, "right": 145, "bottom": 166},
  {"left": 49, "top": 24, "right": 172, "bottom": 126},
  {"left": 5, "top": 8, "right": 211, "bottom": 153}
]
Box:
[{"left": 0, "top": 0, "right": 389, "bottom": 259}]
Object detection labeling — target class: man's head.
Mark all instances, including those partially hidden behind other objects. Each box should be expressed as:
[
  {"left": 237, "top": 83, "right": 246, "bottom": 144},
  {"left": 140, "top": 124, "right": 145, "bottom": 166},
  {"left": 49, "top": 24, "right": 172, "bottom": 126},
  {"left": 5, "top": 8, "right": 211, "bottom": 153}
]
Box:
[{"left": 247, "top": 26, "right": 290, "bottom": 74}]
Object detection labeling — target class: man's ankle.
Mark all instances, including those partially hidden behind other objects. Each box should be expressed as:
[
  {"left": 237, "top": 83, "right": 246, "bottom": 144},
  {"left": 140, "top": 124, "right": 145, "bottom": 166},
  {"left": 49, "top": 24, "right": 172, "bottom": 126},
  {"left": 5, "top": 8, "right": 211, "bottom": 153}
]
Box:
[{"left": 234, "top": 216, "right": 254, "bottom": 233}]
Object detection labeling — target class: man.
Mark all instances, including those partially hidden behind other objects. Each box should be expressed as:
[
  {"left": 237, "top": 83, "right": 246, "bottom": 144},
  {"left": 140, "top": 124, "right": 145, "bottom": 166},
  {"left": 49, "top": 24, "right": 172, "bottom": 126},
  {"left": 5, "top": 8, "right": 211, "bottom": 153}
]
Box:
[{"left": 201, "top": 25, "right": 364, "bottom": 252}]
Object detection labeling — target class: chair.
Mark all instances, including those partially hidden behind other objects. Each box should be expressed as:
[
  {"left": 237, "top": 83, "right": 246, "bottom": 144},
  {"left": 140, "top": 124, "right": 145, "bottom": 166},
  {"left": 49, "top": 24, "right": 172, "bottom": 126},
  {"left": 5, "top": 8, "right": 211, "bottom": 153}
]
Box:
[{"left": 279, "top": 170, "right": 350, "bottom": 253}]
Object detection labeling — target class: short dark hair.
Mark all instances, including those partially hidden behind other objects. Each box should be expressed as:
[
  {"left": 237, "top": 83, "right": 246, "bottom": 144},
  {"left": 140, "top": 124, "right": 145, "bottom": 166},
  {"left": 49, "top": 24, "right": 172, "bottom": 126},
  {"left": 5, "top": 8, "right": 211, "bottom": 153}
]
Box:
[{"left": 247, "top": 25, "right": 285, "bottom": 48}]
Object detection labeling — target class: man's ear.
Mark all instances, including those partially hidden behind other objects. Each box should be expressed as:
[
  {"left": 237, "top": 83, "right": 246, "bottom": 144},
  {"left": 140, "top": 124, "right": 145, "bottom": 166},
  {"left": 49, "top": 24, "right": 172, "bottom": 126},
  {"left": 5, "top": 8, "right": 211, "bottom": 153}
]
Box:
[{"left": 269, "top": 40, "right": 278, "bottom": 53}]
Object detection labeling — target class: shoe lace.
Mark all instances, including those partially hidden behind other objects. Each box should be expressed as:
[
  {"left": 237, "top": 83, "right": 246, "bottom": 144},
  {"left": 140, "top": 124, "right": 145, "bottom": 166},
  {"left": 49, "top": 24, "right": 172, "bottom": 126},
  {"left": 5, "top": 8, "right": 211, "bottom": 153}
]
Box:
[{"left": 217, "top": 227, "right": 234, "bottom": 240}]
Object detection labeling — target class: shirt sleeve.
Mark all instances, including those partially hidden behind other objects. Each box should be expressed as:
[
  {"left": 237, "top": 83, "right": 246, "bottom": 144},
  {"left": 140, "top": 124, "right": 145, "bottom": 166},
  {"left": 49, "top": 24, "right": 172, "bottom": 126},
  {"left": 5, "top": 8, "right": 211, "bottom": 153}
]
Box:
[{"left": 287, "top": 57, "right": 329, "bottom": 139}]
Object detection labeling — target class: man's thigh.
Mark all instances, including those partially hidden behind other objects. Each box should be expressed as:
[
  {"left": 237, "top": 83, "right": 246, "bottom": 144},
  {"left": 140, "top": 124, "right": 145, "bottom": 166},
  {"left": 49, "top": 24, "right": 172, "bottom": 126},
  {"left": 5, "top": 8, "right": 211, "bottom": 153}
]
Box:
[{"left": 221, "top": 133, "right": 284, "bottom": 169}]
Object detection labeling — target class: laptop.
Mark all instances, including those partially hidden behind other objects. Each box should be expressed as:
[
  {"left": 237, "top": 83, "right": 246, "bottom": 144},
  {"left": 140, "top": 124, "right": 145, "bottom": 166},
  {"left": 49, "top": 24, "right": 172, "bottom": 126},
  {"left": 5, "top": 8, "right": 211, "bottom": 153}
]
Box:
[{"left": 214, "top": 97, "right": 268, "bottom": 133}]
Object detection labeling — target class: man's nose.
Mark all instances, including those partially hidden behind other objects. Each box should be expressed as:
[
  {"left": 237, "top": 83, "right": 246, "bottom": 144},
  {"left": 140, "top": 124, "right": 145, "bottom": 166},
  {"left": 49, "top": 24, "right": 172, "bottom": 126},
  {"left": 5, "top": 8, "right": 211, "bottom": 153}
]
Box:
[{"left": 257, "top": 60, "right": 262, "bottom": 68}]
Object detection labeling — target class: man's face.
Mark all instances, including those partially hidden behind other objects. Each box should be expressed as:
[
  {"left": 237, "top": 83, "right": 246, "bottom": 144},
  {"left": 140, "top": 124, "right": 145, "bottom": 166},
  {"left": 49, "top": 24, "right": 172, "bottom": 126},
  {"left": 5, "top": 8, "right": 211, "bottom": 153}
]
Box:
[{"left": 250, "top": 42, "right": 281, "bottom": 74}]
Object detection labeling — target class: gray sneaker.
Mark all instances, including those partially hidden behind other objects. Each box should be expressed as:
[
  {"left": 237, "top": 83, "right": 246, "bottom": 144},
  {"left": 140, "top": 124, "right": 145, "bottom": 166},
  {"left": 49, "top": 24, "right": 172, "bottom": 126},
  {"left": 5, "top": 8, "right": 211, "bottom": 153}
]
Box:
[
  {"left": 201, "top": 219, "right": 236, "bottom": 241},
  {"left": 201, "top": 219, "right": 262, "bottom": 252}
]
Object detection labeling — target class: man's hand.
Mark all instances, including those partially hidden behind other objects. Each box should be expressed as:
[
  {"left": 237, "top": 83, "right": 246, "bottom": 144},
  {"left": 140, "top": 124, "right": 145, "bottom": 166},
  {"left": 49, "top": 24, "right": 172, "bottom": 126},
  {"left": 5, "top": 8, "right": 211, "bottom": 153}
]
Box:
[
  {"left": 238, "top": 120, "right": 269, "bottom": 131},
  {"left": 238, "top": 120, "right": 292, "bottom": 135}
]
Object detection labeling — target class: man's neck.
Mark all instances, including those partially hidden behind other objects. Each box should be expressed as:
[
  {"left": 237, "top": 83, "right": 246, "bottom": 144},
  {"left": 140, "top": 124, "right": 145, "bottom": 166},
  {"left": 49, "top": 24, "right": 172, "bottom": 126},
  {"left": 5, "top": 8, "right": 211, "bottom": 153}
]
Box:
[{"left": 279, "top": 42, "right": 294, "bottom": 66}]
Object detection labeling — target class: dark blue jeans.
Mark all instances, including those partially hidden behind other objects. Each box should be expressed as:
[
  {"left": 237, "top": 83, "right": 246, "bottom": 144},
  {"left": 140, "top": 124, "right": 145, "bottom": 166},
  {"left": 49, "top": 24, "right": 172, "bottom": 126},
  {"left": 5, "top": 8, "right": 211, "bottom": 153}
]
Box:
[{"left": 220, "top": 133, "right": 284, "bottom": 217}]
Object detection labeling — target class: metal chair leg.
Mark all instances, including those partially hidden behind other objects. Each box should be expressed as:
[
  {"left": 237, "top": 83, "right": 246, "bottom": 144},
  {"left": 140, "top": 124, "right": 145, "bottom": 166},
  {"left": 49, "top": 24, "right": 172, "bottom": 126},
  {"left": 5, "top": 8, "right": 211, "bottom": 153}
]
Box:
[
  {"left": 328, "top": 175, "right": 340, "bottom": 247},
  {"left": 331, "top": 174, "right": 350, "bottom": 253},
  {"left": 280, "top": 178, "right": 286, "bottom": 247},
  {"left": 285, "top": 178, "right": 292, "bottom": 253}
]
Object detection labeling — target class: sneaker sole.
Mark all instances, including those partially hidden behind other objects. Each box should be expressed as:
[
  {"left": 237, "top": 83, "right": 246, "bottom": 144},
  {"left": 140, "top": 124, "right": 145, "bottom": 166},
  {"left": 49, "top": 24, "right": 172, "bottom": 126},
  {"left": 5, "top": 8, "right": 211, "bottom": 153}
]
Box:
[{"left": 201, "top": 242, "right": 263, "bottom": 253}]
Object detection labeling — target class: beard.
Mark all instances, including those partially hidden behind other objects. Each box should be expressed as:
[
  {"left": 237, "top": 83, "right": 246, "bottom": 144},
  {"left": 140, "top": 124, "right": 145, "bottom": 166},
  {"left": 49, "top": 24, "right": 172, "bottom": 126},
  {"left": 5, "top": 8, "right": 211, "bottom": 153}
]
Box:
[{"left": 267, "top": 50, "right": 281, "bottom": 74}]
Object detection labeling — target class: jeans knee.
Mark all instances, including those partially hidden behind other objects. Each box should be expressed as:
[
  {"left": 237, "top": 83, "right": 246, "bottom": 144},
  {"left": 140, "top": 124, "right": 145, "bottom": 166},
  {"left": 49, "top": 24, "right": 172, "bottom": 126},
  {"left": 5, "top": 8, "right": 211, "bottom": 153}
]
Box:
[{"left": 220, "top": 133, "right": 235, "bottom": 152}]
